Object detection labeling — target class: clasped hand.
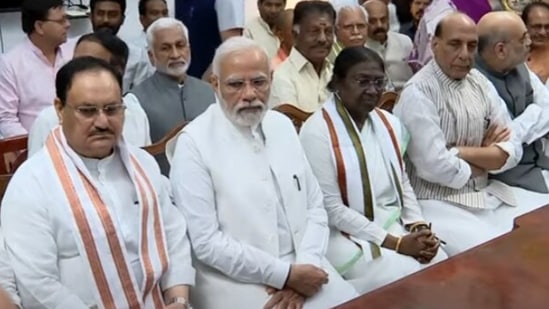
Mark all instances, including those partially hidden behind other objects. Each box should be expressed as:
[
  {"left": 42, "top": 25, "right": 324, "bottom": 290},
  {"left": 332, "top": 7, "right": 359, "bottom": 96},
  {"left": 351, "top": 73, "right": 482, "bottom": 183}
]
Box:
[{"left": 399, "top": 229, "right": 440, "bottom": 264}]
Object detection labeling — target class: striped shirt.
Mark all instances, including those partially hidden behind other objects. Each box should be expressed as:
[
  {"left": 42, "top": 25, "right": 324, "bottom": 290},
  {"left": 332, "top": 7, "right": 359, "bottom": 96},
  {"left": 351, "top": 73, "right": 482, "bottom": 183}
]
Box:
[{"left": 394, "top": 61, "right": 520, "bottom": 208}]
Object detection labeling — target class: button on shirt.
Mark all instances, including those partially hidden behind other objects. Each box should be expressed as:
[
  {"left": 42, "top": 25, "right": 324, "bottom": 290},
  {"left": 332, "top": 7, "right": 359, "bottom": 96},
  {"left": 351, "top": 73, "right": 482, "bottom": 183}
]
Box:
[{"left": 0, "top": 37, "right": 73, "bottom": 137}]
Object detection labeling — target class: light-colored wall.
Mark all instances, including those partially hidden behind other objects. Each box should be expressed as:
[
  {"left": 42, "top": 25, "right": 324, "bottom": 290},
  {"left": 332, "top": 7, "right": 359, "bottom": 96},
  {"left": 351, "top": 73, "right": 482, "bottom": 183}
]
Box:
[{"left": 0, "top": 0, "right": 303, "bottom": 53}]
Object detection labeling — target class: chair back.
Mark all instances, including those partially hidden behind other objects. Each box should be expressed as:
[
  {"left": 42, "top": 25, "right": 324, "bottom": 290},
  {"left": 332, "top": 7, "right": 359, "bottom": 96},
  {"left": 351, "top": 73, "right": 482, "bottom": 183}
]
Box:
[
  {"left": 143, "top": 122, "right": 188, "bottom": 156},
  {"left": 273, "top": 104, "right": 313, "bottom": 132},
  {"left": 0, "top": 134, "right": 28, "bottom": 201},
  {"left": 378, "top": 91, "right": 399, "bottom": 112}
]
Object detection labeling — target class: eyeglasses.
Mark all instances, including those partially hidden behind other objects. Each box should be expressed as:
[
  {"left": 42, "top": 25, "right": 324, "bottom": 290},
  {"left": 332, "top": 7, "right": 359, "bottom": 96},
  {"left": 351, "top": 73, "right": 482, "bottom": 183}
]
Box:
[
  {"left": 66, "top": 104, "right": 126, "bottom": 119},
  {"left": 224, "top": 77, "right": 270, "bottom": 94},
  {"left": 43, "top": 15, "right": 70, "bottom": 25},
  {"left": 352, "top": 77, "right": 388, "bottom": 90}
]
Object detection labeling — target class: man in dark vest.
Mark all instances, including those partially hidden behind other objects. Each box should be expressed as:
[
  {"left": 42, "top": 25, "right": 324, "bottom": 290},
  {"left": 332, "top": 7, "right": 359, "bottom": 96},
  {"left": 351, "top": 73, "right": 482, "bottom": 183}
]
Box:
[
  {"left": 475, "top": 11, "right": 549, "bottom": 197},
  {"left": 126, "top": 17, "right": 215, "bottom": 175}
]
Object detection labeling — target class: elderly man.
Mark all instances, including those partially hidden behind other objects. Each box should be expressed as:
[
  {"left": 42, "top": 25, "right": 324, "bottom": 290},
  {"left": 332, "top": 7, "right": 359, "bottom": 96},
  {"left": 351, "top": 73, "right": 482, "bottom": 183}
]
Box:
[
  {"left": 524, "top": 1, "right": 549, "bottom": 87},
  {"left": 167, "top": 36, "right": 358, "bottom": 309},
  {"left": 28, "top": 30, "right": 151, "bottom": 156},
  {"left": 126, "top": 17, "right": 214, "bottom": 175},
  {"left": 270, "top": 0, "right": 335, "bottom": 112},
  {"left": 394, "top": 13, "right": 523, "bottom": 256},
  {"left": 475, "top": 12, "right": 549, "bottom": 209},
  {"left": 133, "top": 0, "right": 169, "bottom": 48},
  {"left": 244, "top": 0, "right": 286, "bottom": 59},
  {"left": 364, "top": 0, "right": 414, "bottom": 90},
  {"left": 0, "top": 0, "right": 72, "bottom": 138},
  {"left": 271, "top": 9, "right": 294, "bottom": 70},
  {"left": 1, "top": 57, "right": 194, "bottom": 309},
  {"left": 90, "top": 0, "right": 152, "bottom": 91},
  {"left": 0, "top": 231, "right": 20, "bottom": 309},
  {"left": 327, "top": 4, "right": 369, "bottom": 64},
  {"left": 400, "top": 0, "right": 431, "bottom": 40}
]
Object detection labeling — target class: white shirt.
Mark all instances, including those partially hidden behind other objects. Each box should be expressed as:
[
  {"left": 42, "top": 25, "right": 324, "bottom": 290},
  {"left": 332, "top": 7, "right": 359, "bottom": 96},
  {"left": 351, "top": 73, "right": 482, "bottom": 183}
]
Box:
[
  {"left": 1, "top": 147, "right": 194, "bottom": 308},
  {"left": 244, "top": 17, "right": 280, "bottom": 60},
  {"left": 215, "top": 0, "right": 245, "bottom": 32},
  {"left": 300, "top": 112, "right": 424, "bottom": 246},
  {"left": 0, "top": 230, "right": 20, "bottom": 308},
  {"left": 271, "top": 48, "right": 332, "bottom": 112},
  {"left": 366, "top": 32, "right": 414, "bottom": 90},
  {"left": 27, "top": 95, "right": 151, "bottom": 157},
  {"left": 388, "top": 2, "right": 400, "bottom": 32},
  {"left": 124, "top": 42, "right": 154, "bottom": 91}
]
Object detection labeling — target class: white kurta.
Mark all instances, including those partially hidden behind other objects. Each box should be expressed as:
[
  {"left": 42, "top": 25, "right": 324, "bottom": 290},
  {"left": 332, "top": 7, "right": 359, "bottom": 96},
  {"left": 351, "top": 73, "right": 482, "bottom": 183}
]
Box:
[
  {"left": 0, "top": 230, "right": 20, "bottom": 308},
  {"left": 124, "top": 42, "right": 154, "bottom": 91},
  {"left": 394, "top": 61, "right": 524, "bottom": 256},
  {"left": 244, "top": 17, "right": 280, "bottom": 60},
  {"left": 1, "top": 145, "right": 194, "bottom": 309},
  {"left": 27, "top": 96, "right": 152, "bottom": 157},
  {"left": 168, "top": 103, "right": 358, "bottom": 309},
  {"left": 300, "top": 105, "right": 446, "bottom": 293},
  {"left": 365, "top": 32, "right": 414, "bottom": 90}
]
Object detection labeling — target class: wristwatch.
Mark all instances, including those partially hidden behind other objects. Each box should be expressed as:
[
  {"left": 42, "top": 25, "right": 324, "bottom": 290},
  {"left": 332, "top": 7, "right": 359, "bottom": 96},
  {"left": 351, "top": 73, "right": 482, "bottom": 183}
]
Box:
[{"left": 169, "top": 297, "right": 191, "bottom": 309}]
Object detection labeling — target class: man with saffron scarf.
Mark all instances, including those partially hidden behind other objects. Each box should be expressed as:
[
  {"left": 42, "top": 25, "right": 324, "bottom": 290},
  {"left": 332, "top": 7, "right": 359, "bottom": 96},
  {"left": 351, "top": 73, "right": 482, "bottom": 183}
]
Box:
[{"left": 1, "top": 57, "right": 194, "bottom": 309}]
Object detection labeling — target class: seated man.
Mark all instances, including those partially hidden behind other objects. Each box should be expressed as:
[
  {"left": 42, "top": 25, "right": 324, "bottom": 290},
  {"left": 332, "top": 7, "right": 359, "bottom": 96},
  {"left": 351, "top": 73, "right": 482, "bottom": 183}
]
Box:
[
  {"left": 29, "top": 30, "right": 151, "bottom": 156},
  {"left": 126, "top": 17, "right": 214, "bottom": 175},
  {"left": 0, "top": 230, "right": 20, "bottom": 309},
  {"left": 1, "top": 57, "right": 194, "bottom": 308},
  {"left": 327, "top": 4, "right": 369, "bottom": 64},
  {"left": 271, "top": 0, "right": 335, "bottom": 112},
  {"left": 167, "top": 36, "right": 358, "bottom": 309},
  {"left": 0, "top": 0, "right": 72, "bottom": 138},
  {"left": 475, "top": 12, "right": 549, "bottom": 210},
  {"left": 244, "top": 0, "right": 286, "bottom": 59},
  {"left": 90, "top": 0, "right": 152, "bottom": 91},
  {"left": 394, "top": 13, "right": 523, "bottom": 256},
  {"left": 524, "top": 2, "right": 549, "bottom": 88},
  {"left": 271, "top": 9, "right": 294, "bottom": 70},
  {"left": 133, "top": 0, "right": 169, "bottom": 48},
  {"left": 364, "top": 0, "right": 414, "bottom": 90},
  {"left": 300, "top": 46, "right": 445, "bottom": 294},
  {"left": 399, "top": 0, "right": 431, "bottom": 40}
]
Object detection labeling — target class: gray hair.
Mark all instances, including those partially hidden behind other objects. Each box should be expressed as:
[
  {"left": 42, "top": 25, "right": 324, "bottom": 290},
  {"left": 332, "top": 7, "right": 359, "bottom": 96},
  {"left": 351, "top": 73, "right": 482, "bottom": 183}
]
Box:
[
  {"left": 146, "top": 17, "right": 189, "bottom": 50},
  {"left": 211, "top": 36, "right": 269, "bottom": 76},
  {"left": 335, "top": 4, "right": 369, "bottom": 27}
]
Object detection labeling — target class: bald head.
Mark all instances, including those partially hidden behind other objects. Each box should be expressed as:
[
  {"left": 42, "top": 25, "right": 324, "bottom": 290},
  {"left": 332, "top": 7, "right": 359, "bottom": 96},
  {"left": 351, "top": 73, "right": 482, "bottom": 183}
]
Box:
[
  {"left": 363, "top": 0, "right": 389, "bottom": 43},
  {"left": 431, "top": 13, "right": 478, "bottom": 80},
  {"left": 477, "top": 11, "right": 530, "bottom": 73}
]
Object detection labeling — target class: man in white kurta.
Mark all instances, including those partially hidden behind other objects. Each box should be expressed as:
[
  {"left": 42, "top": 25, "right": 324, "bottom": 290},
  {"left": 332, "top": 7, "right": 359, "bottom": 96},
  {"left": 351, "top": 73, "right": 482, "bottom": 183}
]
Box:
[
  {"left": 28, "top": 31, "right": 151, "bottom": 156},
  {"left": 168, "top": 37, "right": 357, "bottom": 309},
  {"left": 394, "top": 13, "right": 523, "bottom": 256},
  {"left": 364, "top": 0, "right": 414, "bottom": 90},
  {"left": 270, "top": 1, "right": 335, "bottom": 112},
  {"left": 0, "top": 230, "right": 20, "bottom": 308},
  {"left": 1, "top": 57, "right": 194, "bottom": 309}
]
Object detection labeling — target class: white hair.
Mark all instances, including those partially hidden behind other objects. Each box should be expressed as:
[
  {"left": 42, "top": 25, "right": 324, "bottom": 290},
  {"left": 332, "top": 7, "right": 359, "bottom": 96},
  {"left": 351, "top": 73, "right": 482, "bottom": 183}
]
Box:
[
  {"left": 335, "top": 4, "right": 369, "bottom": 27},
  {"left": 211, "top": 36, "right": 269, "bottom": 76},
  {"left": 146, "top": 17, "right": 189, "bottom": 51}
]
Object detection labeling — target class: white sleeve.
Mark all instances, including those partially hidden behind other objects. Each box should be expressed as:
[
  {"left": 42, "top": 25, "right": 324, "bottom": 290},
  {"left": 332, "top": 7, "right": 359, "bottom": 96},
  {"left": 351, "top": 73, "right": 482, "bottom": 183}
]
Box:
[
  {"left": 0, "top": 230, "right": 20, "bottom": 308},
  {"left": 215, "top": 0, "right": 245, "bottom": 32},
  {"left": 27, "top": 107, "right": 58, "bottom": 157},
  {"left": 0, "top": 174, "right": 89, "bottom": 308},
  {"left": 393, "top": 86, "right": 472, "bottom": 188},
  {"left": 299, "top": 116, "right": 388, "bottom": 246},
  {"left": 157, "top": 175, "right": 196, "bottom": 289},
  {"left": 169, "top": 134, "right": 290, "bottom": 289},
  {"left": 122, "top": 94, "right": 152, "bottom": 147},
  {"left": 270, "top": 69, "right": 298, "bottom": 108}
]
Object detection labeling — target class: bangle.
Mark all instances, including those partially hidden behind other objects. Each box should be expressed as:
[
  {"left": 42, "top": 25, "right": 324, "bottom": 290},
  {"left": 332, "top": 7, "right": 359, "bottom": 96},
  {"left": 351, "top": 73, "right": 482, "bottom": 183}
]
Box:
[{"left": 395, "top": 236, "right": 402, "bottom": 253}]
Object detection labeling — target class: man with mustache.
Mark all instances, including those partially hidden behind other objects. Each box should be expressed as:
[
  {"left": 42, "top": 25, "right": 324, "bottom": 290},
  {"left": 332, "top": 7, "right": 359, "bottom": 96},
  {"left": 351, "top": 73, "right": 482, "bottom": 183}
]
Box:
[
  {"left": 364, "top": 0, "right": 414, "bottom": 90},
  {"left": 89, "top": 0, "right": 152, "bottom": 92},
  {"left": 244, "top": 0, "right": 286, "bottom": 60},
  {"left": 394, "top": 13, "right": 523, "bottom": 256},
  {"left": 327, "top": 4, "right": 369, "bottom": 64},
  {"left": 2, "top": 57, "right": 195, "bottom": 309},
  {"left": 475, "top": 12, "right": 549, "bottom": 209},
  {"left": 400, "top": 0, "right": 431, "bottom": 40},
  {"left": 127, "top": 17, "right": 214, "bottom": 175},
  {"left": 167, "top": 36, "right": 358, "bottom": 309},
  {"left": 524, "top": 1, "right": 549, "bottom": 87},
  {"left": 271, "top": 0, "right": 335, "bottom": 113}
]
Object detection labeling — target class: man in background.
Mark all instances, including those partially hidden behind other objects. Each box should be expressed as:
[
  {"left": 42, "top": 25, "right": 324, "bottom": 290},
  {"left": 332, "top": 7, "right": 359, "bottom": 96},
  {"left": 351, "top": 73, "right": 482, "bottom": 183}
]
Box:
[{"left": 245, "top": 0, "right": 286, "bottom": 59}]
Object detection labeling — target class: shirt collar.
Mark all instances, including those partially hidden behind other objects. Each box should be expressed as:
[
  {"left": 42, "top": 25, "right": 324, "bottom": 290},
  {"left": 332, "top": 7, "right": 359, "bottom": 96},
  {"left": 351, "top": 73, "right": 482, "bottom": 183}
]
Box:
[
  {"left": 24, "top": 36, "right": 64, "bottom": 63},
  {"left": 289, "top": 47, "right": 329, "bottom": 73},
  {"left": 258, "top": 16, "right": 274, "bottom": 36}
]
